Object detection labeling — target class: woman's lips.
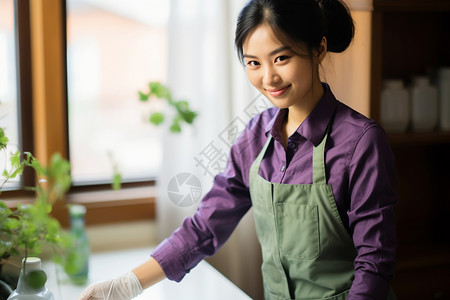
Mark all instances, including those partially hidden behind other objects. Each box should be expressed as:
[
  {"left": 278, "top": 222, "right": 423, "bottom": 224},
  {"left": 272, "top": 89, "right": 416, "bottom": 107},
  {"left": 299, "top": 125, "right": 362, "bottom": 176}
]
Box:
[{"left": 267, "top": 85, "right": 290, "bottom": 97}]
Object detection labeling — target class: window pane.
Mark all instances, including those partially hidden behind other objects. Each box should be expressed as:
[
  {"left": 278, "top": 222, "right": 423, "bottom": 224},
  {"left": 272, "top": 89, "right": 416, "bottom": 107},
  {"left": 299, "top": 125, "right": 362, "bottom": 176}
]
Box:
[
  {"left": 0, "top": 0, "right": 20, "bottom": 190},
  {"left": 66, "top": 0, "right": 168, "bottom": 184}
]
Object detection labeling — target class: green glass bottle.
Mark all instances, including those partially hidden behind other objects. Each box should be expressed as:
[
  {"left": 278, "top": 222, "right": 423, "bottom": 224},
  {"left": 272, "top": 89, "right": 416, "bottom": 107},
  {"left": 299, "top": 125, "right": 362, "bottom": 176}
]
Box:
[{"left": 66, "top": 205, "right": 90, "bottom": 285}]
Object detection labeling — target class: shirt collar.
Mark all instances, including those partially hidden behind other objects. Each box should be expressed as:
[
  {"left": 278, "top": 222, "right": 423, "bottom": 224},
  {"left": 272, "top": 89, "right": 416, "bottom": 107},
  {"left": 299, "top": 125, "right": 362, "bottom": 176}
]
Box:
[{"left": 265, "top": 83, "right": 337, "bottom": 147}]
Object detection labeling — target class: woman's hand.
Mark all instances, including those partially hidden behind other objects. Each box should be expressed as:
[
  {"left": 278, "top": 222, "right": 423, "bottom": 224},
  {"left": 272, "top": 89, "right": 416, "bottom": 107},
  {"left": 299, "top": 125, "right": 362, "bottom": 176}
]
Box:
[
  {"left": 77, "top": 271, "right": 143, "bottom": 300},
  {"left": 77, "top": 257, "right": 166, "bottom": 300}
]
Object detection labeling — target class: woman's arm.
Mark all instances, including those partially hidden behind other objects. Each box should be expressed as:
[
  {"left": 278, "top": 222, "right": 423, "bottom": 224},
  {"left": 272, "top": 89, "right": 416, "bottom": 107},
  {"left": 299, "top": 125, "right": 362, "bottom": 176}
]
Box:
[
  {"left": 77, "top": 258, "right": 166, "bottom": 300},
  {"left": 346, "top": 125, "right": 397, "bottom": 299},
  {"left": 132, "top": 257, "right": 166, "bottom": 289}
]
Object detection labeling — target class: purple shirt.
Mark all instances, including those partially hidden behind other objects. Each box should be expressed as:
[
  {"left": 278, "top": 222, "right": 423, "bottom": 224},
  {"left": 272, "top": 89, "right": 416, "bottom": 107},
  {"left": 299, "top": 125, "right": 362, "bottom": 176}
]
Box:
[{"left": 152, "top": 84, "right": 397, "bottom": 300}]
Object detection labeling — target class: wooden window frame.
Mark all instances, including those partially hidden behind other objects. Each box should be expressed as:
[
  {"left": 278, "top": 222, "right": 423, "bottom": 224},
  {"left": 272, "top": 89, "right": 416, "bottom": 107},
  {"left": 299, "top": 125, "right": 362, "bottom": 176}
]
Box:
[
  {"left": 1, "top": 0, "right": 34, "bottom": 199},
  {"left": 4, "top": 0, "right": 156, "bottom": 227}
]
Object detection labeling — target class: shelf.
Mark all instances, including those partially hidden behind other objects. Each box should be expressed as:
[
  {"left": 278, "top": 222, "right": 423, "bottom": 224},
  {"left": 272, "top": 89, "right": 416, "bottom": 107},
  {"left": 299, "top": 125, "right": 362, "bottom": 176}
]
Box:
[
  {"left": 392, "top": 242, "right": 450, "bottom": 299},
  {"left": 396, "top": 242, "right": 450, "bottom": 272},
  {"left": 388, "top": 131, "right": 450, "bottom": 145},
  {"left": 374, "top": 0, "right": 450, "bottom": 11},
  {"left": 370, "top": 3, "right": 450, "bottom": 299}
]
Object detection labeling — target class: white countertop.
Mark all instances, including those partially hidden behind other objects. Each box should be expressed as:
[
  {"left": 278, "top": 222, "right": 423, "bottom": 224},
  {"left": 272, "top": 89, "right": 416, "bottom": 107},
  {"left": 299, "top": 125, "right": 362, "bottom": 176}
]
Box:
[{"left": 43, "top": 247, "right": 252, "bottom": 300}]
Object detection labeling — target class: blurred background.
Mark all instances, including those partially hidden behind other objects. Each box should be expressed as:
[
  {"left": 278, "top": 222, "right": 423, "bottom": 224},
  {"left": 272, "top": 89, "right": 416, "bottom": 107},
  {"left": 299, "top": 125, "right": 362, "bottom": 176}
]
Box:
[{"left": 1, "top": 0, "right": 449, "bottom": 299}]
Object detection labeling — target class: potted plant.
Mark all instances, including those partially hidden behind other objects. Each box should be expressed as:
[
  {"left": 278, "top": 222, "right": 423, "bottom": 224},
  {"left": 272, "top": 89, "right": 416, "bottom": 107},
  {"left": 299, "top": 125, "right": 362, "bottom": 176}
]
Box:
[
  {"left": 0, "top": 127, "right": 76, "bottom": 298},
  {"left": 139, "top": 82, "right": 198, "bottom": 133}
]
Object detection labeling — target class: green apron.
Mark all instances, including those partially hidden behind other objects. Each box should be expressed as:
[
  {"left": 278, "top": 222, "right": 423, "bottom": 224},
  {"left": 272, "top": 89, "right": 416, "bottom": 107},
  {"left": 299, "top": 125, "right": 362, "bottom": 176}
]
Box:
[{"left": 249, "top": 131, "right": 357, "bottom": 300}]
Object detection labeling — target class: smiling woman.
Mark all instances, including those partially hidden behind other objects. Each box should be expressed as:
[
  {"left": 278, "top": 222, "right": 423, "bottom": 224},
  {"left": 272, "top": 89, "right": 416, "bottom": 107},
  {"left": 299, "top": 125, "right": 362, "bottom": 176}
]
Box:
[
  {"left": 242, "top": 25, "right": 325, "bottom": 144},
  {"left": 242, "top": 27, "right": 326, "bottom": 147},
  {"left": 76, "top": 1, "right": 398, "bottom": 300}
]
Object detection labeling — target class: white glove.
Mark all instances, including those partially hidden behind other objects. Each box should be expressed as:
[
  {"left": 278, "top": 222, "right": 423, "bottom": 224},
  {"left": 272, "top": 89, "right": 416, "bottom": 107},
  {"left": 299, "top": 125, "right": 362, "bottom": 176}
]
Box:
[{"left": 77, "top": 271, "right": 143, "bottom": 300}]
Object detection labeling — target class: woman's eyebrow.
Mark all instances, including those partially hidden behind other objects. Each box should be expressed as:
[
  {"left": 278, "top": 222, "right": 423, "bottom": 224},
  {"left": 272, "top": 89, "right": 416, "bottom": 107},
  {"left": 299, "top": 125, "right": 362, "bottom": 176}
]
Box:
[
  {"left": 243, "top": 46, "right": 292, "bottom": 59},
  {"left": 269, "top": 46, "right": 291, "bottom": 56}
]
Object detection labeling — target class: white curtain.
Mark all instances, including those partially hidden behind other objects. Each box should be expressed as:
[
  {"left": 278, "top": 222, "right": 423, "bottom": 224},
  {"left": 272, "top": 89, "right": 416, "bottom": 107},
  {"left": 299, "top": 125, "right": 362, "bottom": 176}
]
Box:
[{"left": 156, "top": 0, "right": 264, "bottom": 298}]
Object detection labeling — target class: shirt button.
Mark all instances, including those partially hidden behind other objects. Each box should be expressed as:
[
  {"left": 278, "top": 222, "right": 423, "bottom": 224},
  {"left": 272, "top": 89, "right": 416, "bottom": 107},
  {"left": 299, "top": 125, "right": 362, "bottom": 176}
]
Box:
[
  {"left": 288, "top": 142, "right": 297, "bottom": 150},
  {"left": 280, "top": 165, "right": 286, "bottom": 172}
]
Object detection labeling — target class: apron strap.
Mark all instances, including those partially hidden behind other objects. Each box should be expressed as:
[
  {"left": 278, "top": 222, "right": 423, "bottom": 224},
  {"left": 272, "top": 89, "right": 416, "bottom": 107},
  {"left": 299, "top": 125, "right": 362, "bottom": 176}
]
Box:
[
  {"left": 253, "top": 135, "right": 273, "bottom": 170},
  {"left": 255, "top": 128, "right": 329, "bottom": 185},
  {"left": 312, "top": 130, "right": 328, "bottom": 185}
]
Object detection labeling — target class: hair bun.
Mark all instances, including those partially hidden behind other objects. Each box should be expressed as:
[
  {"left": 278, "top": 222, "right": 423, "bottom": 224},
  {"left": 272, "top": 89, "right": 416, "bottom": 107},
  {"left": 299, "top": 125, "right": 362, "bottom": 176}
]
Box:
[{"left": 319, "top": 0, "right": 355, "bottom": 53}]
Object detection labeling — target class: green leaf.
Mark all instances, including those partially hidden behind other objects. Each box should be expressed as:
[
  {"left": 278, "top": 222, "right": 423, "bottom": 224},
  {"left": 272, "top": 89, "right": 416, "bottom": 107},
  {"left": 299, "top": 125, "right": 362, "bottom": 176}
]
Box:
[
  {"left": 170, "top": 119, "right": 182, "bottom": 133},
  {"left": 173, "top": 100, "right": 197, "bottom": 124},
  {"left": 44, "top": 202, "right": 52, "bottom": 214},
  {"left": 180, "top": 111, "right": 198, "bottom": 124},
  {"left": 10, "top": 150, "right": 21, "bottom": 169},
  {"left": 59, "top": 232, "right": 74, "bottom": 248},
  {"left": 4, "top": 218, "right": 21, "bottom": 230},
  {"left": 30, "top": 157, "right": 44, "bottom": 176},
  {"left": 112, "top": 173, "right": 122, "bottom": 190},
  {"left": 175, "top": 100, "right": 189, "bottom": 112},
  {"left": 45, "top": 153, "right": 71, "bottom": 203},
  {"left": 0, "top": 138, "right": 8, "bottom": 150},
  {"left": 0, "top": 136, "right": 8, "bottom": 148},
  {"left": 149, "top": 112, "right": 165, "bottom": 125},
  {"left": 0, "top": 128, "right": 8, "bottom": 149},
  {"left": 8, "top": 167, "right": 24, "bottom": 180},
  {"left": 24, "top": 152, "right": 32, "bottom": 164},
  {"left": 0, "top": 201, "right": 12, "bottom": 216},
  {"left": 149, "top": 82, "right": 171, "bottom": 100},
  {"left": 50, "top": 153, "right": 71, "bottom": 177},
  {"left": 140, "top": 82, "right": 198, "bottom": 133},
  {"left": 138, "top": 91, "right": 149, "bottom": 102}
]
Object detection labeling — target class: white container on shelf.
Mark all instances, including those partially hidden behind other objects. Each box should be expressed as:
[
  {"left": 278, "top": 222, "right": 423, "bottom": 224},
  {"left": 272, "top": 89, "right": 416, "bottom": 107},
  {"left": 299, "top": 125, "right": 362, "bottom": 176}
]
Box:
[
  {"left": 438, "top": 67, "right": 450, "bottom": 131},
  {"left": 380, "top": 79, "right": 410, "bottom": 132},
  {"left": 410, "top": 76, "right": 438, "bottom": 132}
]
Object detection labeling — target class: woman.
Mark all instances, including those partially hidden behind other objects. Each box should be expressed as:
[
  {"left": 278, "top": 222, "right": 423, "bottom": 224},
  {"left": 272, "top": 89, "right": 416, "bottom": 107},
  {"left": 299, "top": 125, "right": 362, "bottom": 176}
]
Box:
[{"left": 79, "top": 0, "right": 397, "bottom": 299}]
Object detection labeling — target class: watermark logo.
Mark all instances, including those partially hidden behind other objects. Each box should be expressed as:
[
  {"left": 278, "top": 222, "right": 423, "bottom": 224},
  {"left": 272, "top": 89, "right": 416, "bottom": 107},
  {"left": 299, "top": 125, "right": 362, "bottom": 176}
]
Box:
[
  {"left": 218, "top": 117, "right": 247, "bottom": 148},
  {"left": 167, "top": 172, "right": 202, "bottom": 207},
  {"left": 244, "top": 94, "right": 271, "bottom": 119},
  {"left": 193, "top": 94, "right": 271, "bottom": 178},
  {"left": 194, "top": 141, "right": 228, "bottom": 178}
]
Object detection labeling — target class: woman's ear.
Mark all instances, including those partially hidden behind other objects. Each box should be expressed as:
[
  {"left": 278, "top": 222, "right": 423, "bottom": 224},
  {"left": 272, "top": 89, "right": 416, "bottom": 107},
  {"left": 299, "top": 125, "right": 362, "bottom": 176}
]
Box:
[{"left": 315, "top": 36, "right": 327, "bottom": 63}]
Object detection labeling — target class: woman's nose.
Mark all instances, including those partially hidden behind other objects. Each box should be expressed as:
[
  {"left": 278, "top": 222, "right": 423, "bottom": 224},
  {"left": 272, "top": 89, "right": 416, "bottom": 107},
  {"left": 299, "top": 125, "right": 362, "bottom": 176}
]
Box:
[{"left": 262, "top": 66, "right": 280, "bottom": 86}]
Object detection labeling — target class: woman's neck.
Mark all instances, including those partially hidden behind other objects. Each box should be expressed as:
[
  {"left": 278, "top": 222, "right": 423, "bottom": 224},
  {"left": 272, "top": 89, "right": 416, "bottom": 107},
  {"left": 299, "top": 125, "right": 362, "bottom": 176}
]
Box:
[{"left": 281, "top": 82, "right": 324, "bottom": 148}]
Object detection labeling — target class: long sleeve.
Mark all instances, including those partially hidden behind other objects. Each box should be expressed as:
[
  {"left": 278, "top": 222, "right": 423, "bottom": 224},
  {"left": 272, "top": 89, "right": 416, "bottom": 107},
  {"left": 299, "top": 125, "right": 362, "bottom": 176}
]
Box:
[
  {"left": 151, "top": 137, "right": 254, "bottom": 282},
  {"left": 346, "top": 125, "right": 397, "bottom": 299}
]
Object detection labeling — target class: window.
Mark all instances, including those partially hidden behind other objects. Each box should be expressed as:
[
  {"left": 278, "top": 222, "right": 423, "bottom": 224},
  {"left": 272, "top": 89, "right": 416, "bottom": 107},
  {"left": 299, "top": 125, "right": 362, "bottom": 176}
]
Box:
[
  {"left": 66, "top": 0, "right": 169, "bottom": 185},
  {"left": 2, "top": 0, "right": 156, "bottom": 226},
  {"left": 0, "top": 0, "right": 26, "bottom": 191}
]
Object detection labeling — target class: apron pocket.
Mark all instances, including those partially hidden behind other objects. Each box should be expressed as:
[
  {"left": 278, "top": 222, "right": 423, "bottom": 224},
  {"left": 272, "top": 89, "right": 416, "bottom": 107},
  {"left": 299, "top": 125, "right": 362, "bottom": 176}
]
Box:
[{"left": 276, "top": 203, "right": 320, "bottom": 260}]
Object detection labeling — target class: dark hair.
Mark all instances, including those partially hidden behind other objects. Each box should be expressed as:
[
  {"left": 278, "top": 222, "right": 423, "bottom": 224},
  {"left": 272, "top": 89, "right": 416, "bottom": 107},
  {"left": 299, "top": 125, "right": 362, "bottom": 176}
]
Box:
[{"left": 235, "top": 0, "right": 355, "bottom": 64}]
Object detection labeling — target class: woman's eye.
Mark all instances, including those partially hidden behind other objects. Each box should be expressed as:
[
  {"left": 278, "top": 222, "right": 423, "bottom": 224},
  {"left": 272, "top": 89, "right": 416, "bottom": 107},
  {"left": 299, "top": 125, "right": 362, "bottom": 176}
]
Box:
[
  {"left": 275, "top": 55, "right": 290, "bottom": 63},
  {"left": 247, "top": 60, "right": 260, "bottom": 67}
]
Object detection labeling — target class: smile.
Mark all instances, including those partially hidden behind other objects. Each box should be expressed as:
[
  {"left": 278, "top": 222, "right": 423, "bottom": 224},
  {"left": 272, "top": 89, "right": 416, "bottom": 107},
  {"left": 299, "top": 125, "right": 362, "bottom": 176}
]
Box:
[{"left": 266, "top": 85, "right": 291, "bottom": 97}]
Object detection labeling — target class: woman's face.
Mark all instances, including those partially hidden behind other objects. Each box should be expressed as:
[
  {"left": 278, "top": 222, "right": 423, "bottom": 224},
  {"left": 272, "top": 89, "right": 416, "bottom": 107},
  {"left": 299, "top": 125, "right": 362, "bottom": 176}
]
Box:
[{"left": 242, "top": 24, "right": 324, "bottom": 110}]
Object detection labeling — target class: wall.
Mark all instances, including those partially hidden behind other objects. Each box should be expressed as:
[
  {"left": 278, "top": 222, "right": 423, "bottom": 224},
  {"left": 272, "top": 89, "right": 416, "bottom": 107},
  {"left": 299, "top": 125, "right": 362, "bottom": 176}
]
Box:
[{"left": 322, "top": 4, "right": 373, "bottom": 117}]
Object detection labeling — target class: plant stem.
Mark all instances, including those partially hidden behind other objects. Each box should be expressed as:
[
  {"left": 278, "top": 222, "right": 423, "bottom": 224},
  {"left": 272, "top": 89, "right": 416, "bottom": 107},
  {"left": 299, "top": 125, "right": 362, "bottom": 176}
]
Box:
[{"left": 23, "top": 241, "right": 28, "bottom": 274}]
